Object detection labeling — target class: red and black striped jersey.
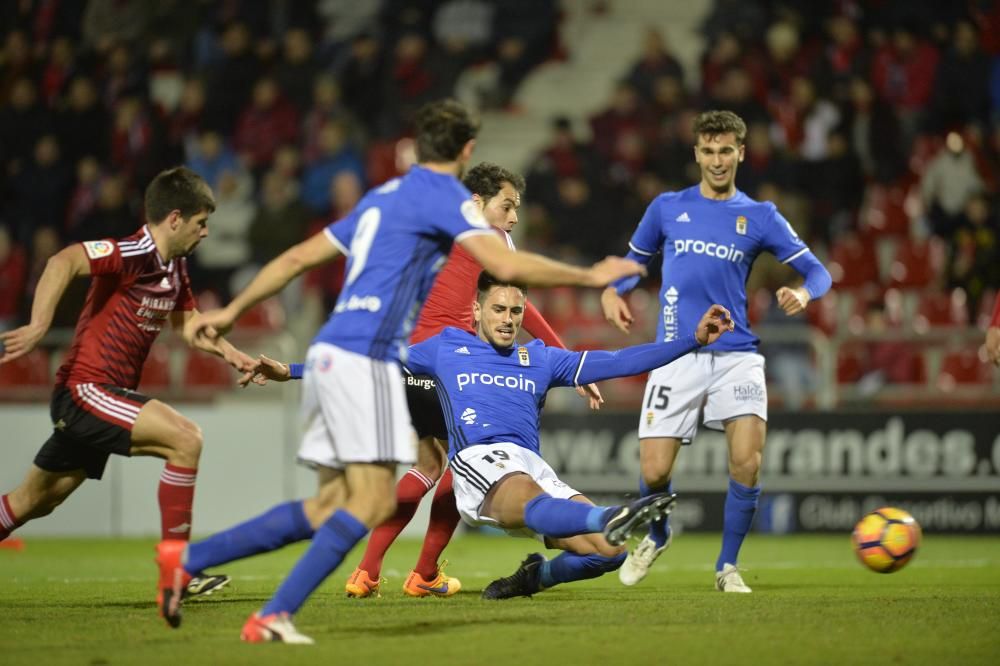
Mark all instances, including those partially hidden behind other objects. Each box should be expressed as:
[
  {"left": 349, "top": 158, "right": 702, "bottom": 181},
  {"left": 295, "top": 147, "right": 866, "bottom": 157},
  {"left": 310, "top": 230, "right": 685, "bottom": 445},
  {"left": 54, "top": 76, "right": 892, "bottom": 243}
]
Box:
[{"left": 55, "top": 226, "right": 196, "bottom": 389}]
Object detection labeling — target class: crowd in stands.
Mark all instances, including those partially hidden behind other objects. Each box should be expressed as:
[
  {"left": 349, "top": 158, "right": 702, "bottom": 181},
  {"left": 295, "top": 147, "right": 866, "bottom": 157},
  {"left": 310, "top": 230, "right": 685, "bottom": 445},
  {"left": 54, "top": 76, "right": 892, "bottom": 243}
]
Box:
[{"left": 0, "top": 0, "right": 997, "bottom": 404}]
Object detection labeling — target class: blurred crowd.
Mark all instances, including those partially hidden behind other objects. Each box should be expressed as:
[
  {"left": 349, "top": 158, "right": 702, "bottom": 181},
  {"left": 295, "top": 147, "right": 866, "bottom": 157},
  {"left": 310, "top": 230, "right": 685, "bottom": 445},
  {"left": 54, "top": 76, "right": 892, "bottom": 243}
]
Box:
[{"left": 0, "top": 0, "right": 997, "bottom": 401}]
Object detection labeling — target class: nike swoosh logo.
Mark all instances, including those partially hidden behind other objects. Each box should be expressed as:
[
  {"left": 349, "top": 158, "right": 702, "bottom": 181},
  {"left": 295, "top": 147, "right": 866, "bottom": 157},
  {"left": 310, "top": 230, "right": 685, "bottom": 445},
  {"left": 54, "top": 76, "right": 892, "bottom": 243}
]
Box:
[{"left": 418, "top": 582, "right": 449, "bottom": 594}]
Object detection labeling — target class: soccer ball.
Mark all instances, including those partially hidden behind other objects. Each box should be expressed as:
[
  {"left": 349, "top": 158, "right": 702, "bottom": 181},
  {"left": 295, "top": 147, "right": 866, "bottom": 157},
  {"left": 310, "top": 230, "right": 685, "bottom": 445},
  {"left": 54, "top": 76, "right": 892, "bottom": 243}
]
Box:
[{"left": 851, "top": 507, "right": 921, "bottom": 573}]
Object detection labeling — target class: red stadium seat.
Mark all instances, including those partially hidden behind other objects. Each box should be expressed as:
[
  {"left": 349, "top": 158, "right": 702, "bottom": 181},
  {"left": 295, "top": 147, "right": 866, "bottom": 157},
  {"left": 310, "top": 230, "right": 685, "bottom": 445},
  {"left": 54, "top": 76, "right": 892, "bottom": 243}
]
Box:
[
  {"left": 827, "top": 234, "right": 879, "bottom": 288},
  {"left": 183, "top": 352, "right": 236, "bottom": 389},
  {"left": 887, "top": 238, "right": 944, "bottom": 289},
  {"left": 975, "top": 289, "right": 997, "bottom": 329},
  {"left": 0, "top": 349, "right": 50, "bottom": 388},
  {"left": 138, "top": 344, "right": 172, "bottom": 392},
  {"left": 937, "top": 347, "right": 992, "bottom": 390},
  {"left": 240, "top": 298, "right": 286, "bottom": 332},
  {"left": 859, "top": 184, "right": 910, "bottom": 237},
  {"left": 913, "top": 288, "right": 969, "bottom": 332},
  {"left": 836, "top": 346, "right": 865, "bottom": 384}
]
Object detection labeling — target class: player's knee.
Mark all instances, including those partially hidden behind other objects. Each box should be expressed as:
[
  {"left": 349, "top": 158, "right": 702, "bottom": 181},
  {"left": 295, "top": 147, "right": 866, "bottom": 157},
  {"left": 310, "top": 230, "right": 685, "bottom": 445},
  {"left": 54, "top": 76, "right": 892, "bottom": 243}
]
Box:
[
  {"left": 368, "top": 493, "right": 397, "bottom": 526},
  {"left": 171, "top": 420, "right": 204, "bottom": 462},
  {"left": 414, "top": 458, "right": 443, "bottom": 481},
  {"left": 729, "top": 451, "right": 761, "bottom": 484},
  {"left": 641, "top": 465, "right": 672, "bottom": 489}
]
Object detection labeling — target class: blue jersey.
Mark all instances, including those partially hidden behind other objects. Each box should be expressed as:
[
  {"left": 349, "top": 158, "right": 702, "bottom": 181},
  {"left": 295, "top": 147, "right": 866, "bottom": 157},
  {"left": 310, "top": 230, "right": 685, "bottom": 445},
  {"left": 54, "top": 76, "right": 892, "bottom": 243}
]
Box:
[
  {"left": 314, "top": 166, "right": 493, "bottom": 362},
  {"left": 618, "top": 185, "right": 809, "bottom": 351},
  {"left": 406, "top": 328, "right": 586, "bottom": 457}
]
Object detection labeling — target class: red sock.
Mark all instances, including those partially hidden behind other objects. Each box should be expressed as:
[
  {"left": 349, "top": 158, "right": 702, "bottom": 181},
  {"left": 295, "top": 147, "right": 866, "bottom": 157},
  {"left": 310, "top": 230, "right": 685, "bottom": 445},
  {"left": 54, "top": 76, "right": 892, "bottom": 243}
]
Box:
[
  {"left": 358, "top": 468, "right": 435, "bottom": 578},
  {"left": 158, "top": 464, "right": 197, "bottom": 541},
  {"left": 0, "top": 494, "right": 20, "bottom": 541},
  {"left": 415, "top": 468, "right": 461, "bottom": 580}
]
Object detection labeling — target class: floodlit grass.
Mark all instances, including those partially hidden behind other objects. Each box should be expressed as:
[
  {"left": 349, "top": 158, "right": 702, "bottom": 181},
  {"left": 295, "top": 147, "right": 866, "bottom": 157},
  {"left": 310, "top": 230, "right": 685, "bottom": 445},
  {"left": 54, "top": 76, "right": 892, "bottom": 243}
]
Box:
[{"left": 1, "top": 534, "right": 998, "bottom": 665}]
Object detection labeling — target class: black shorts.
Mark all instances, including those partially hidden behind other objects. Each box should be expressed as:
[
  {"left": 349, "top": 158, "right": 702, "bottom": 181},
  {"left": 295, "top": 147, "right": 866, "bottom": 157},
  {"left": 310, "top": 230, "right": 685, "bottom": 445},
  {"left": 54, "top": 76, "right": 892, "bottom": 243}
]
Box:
[
  {"left": 404, "top": 373, "right": 448, "bottom": 441},
  {"left": 34, "top": 384, "right": 151, "bottom": 480}
]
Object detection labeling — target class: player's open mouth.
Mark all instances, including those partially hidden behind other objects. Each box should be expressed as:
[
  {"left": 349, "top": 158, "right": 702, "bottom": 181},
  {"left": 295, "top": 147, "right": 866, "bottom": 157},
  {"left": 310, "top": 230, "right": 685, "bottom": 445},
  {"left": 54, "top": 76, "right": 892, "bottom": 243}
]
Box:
[{"left": 496, "top": 327, "right": 513, "bottom": 337}]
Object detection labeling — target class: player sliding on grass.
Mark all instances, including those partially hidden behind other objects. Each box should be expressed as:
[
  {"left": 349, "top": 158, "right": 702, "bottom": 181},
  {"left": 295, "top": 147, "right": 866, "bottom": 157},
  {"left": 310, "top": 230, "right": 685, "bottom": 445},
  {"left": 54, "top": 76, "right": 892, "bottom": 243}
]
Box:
[
  {"left": 344, "top": 161, "right": 602, "bottom": 600},
  {"left": 247, "top": 271, "right": 733, "bottom": 600},
  {"left": 162, "top": 99, "right": 645, "bottom": 644},
  {"left": 0, "top": 167, "right": 254, "bottom": 606}
]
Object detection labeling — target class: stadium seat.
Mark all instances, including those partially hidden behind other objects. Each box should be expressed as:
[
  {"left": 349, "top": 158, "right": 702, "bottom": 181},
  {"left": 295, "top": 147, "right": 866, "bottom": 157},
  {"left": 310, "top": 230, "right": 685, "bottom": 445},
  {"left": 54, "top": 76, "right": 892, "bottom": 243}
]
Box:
[
  {"left": 138, "top": 344, "right": 172, "bottom": 392},
  {"left": 183, "top": 352, "right": 237, "bottom": 390},
  {"left": 975, "top": 289, "right": 997, "bottom": 329},
  {"left": 805, "top": 288, "right": 838, "bottom": 335},
  {"left": 836, "top": 346, "right": 864, "bottom": 384},
  {"left": 887, "top": 238, "right": 944, "bottom": 288},
  {"left": 240, "top": 298, "right": 286, "bottom": 332},
  {"left": 913, "top": 288, "right": 969, "bottom": 333},
  {"left": 827, "top": 234, "right": 879, "bottom": 288},
  {"left": 908, "top": 134, "right": 944, "bottom": 176},
  {"left": 859, "top": 184, "right": 910, "bottom": 237},
  {"left": 936, "top": 347, "right": 993, "bottom": 390},
  {"left": 0, "top": 349, "right": 50, "bottom": 388}
]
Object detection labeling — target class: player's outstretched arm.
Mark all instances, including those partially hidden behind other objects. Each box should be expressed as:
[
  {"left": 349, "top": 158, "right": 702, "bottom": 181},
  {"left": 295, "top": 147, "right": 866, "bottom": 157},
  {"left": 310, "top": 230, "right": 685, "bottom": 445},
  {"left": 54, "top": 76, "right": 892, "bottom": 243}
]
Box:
[
  {"left": 173, "top": 310, "right": 258, "bottom": 375},
  {"left": 191, "top": 232, "right": 342, "bottom": 340},
  {"left": 459, "top": 233, "right": 644, "bottom": 288},
  {"left": 238, "top": 355, "right": 294, "bottom": 388},
  {"left": 0, "top": 245, "right": 90, "bottom": 364}
]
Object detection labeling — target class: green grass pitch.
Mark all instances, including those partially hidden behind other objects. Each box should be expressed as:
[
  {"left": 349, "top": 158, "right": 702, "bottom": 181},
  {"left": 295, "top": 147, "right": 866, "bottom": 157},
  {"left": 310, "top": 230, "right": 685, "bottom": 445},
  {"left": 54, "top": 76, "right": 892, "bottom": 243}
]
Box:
[{"left": 2, "top": 533, "right": 999, "bottom": 665}]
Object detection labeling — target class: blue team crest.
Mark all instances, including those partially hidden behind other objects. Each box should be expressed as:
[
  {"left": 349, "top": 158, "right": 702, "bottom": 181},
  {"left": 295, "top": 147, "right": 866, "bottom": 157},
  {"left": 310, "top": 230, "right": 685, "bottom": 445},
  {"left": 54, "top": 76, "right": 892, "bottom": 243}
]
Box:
[
  {"left": 517, "top": 346, "right": 530, "bottom": 366},
  {"left": 736, "top": 216, "right": 748, "bottom": 235}
]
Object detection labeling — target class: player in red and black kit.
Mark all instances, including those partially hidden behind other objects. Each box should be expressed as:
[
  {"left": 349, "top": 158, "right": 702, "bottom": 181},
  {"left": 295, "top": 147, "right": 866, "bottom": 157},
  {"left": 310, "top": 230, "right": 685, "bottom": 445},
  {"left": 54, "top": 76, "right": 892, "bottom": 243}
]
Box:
[
  {"left": 342, "top": 162, "right": 603, "bottom": 598},
  {"left": 0, "top": 167, "right": 257, "bottom": 625}
]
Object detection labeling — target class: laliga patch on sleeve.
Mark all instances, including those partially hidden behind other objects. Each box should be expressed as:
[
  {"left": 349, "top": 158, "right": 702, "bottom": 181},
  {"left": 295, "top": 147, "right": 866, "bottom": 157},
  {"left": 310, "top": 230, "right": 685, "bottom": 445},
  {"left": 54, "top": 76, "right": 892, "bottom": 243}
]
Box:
[
  {"left": 83, "top": 240, "right": 115, "bottom": 259},
  {"left": 460, "top": 199, "right": 490, "bottom": 229}
]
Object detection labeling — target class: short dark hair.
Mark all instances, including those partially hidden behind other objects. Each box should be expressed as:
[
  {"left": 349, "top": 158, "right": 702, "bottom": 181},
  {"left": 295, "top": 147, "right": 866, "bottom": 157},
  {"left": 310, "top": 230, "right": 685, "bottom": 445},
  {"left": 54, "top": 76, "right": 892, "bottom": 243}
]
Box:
[
  {"left": 144, "top": 166, "right": 215, "bottom": 223},
  {"left": 476, "top": 270, "right": 527, "bottom": 303},
  {"left": 692, "top": 110, "right": 747, "bottom": 145},
  {"left": 414, "top": 99, "right": 480, "bottom": 163},
  {"left": 462, "top": 162, "right": 525, "bottom": 201}
]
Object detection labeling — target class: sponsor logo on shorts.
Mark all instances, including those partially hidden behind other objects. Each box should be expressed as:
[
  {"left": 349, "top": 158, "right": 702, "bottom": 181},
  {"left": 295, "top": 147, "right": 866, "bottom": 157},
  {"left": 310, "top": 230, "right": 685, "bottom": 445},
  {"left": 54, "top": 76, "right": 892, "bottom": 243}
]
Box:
[
  {"left": 733, "top": 382, "right": 765, "bottom": 403},
  {"left": 646, "top": 411, "right": 654, "bottom": 426},
  {"left": 83, "top": 240, "right": 114, "bottom": 259},
  {"left": 307, "top": 355, "right": 333, "bottom": 372}
]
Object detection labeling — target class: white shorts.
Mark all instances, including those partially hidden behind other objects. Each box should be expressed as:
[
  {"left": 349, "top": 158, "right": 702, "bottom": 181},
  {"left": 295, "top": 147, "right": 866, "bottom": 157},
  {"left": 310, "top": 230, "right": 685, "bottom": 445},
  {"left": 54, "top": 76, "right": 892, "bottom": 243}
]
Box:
[
  {"left": 450, "top": 442, "right": 581, "bottom": 539},
  {"left": 638, "top": 350, "right": 767, "bottom": 441},
  {"left": 298, "top": 343, "right": 416, "bottom": 468}
]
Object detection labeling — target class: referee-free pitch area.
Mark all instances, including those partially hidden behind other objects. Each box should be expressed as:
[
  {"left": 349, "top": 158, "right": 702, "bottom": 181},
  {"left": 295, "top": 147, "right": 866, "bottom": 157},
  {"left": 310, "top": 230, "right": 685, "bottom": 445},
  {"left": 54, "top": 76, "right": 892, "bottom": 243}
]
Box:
[{"left": 2, "top": 534, "right": 998, "bottom": 666}]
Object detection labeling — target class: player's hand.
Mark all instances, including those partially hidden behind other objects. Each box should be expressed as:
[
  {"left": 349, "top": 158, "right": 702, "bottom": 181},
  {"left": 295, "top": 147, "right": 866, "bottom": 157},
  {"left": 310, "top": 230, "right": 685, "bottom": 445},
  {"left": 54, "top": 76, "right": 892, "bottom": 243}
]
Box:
[
  {"left": 223, "top": 347, "right": 259, "bottom": 374},
  {"left": 576, "top": 382, "right": 604, "bottom": 410},
  {"left": 0, "top": 323, "right": 47, "bottom": 364},
  {"left": 586, "top": 256, "right": 646, "bottom": 288},
  {"left": 187, "top": 307, "right": 237, "bottom": 341},
  {"left": 986, "top": 326, "right": 1000, "bottom": 366},
  {"left": 601, "top": 287, "right": 634, "bottom": 333},
  {"left": 776, "top": 286, "right": 810, "bottom": 316},
  {"left": 695, "top": 304, "right": 734, "bottom": 346},
  {"left": 239, "top": 354, "right": 293, "bottom": 388}
]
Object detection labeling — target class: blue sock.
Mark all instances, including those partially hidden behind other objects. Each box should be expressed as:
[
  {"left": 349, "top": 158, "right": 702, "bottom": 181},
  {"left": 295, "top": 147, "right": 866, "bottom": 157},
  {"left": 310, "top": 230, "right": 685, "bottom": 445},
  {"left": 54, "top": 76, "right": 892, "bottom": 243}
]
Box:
[
  {"left": 716, "top": 478, "right": 761, "bottom": 571},
  {"left": 539, "top": 551, "right": 626, "bottom": 589},
  {"left": 261, "top": 509, "right": 368, "bottom": 616},
  {"left": 523, "top": 494, "right": 612, "bottom": 538},
  {"left": 639, "top": 477, "right": 672, "bottom": 548},
  {"left": 185, "top": 501, "right": 314, "bottom": 574}
]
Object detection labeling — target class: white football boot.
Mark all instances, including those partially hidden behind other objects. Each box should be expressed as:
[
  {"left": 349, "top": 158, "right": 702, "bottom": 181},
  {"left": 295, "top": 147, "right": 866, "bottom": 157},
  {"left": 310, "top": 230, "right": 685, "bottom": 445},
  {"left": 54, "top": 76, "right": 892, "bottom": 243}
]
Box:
[
  {"left": 619, "top": 532, "right": 673, "bottom": 586},
  {"left": 714, "top": 563, "right": 752, "bottom": 593}
]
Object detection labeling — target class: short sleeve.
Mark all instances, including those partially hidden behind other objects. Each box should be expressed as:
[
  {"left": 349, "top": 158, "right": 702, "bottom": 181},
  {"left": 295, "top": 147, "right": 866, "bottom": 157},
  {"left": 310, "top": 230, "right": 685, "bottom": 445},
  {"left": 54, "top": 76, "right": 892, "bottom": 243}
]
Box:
[
  {"left": 80, "top": 239, "right": 123, "bottom": 276},
  {"left": 324, "top": 207, "right": 361, "bottom": 256},
  {"left": 762, "top": 206, "right": 809, "bottom": 263},
  {"left": 434, "top": 191, "right": 493, "bottom": 244},
  {"left": 628, "top": 198, "right": 665, "bottom": 257},
  {"left": 406, "top": 335, "right": 441, "bottom": 375},
  {"left": 545, "top": 345, "right": 586, "bottom": 388},
  {"left": 174, "top": 258, "right": 197, "bottom": 312}
]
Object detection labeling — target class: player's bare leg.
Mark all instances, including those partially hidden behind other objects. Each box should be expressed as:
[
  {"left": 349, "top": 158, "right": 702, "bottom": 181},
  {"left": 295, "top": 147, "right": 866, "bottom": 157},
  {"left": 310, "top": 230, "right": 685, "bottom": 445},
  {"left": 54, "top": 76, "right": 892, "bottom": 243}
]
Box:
[
  {"left": 1, "top": 466, "right": 87, "bottom": 540},
  {"left": 620, "top": 437, "right": 682, "bottom": 585},
  {"left": 715, "top": 415, "right": 766, "bottom": 593}
]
